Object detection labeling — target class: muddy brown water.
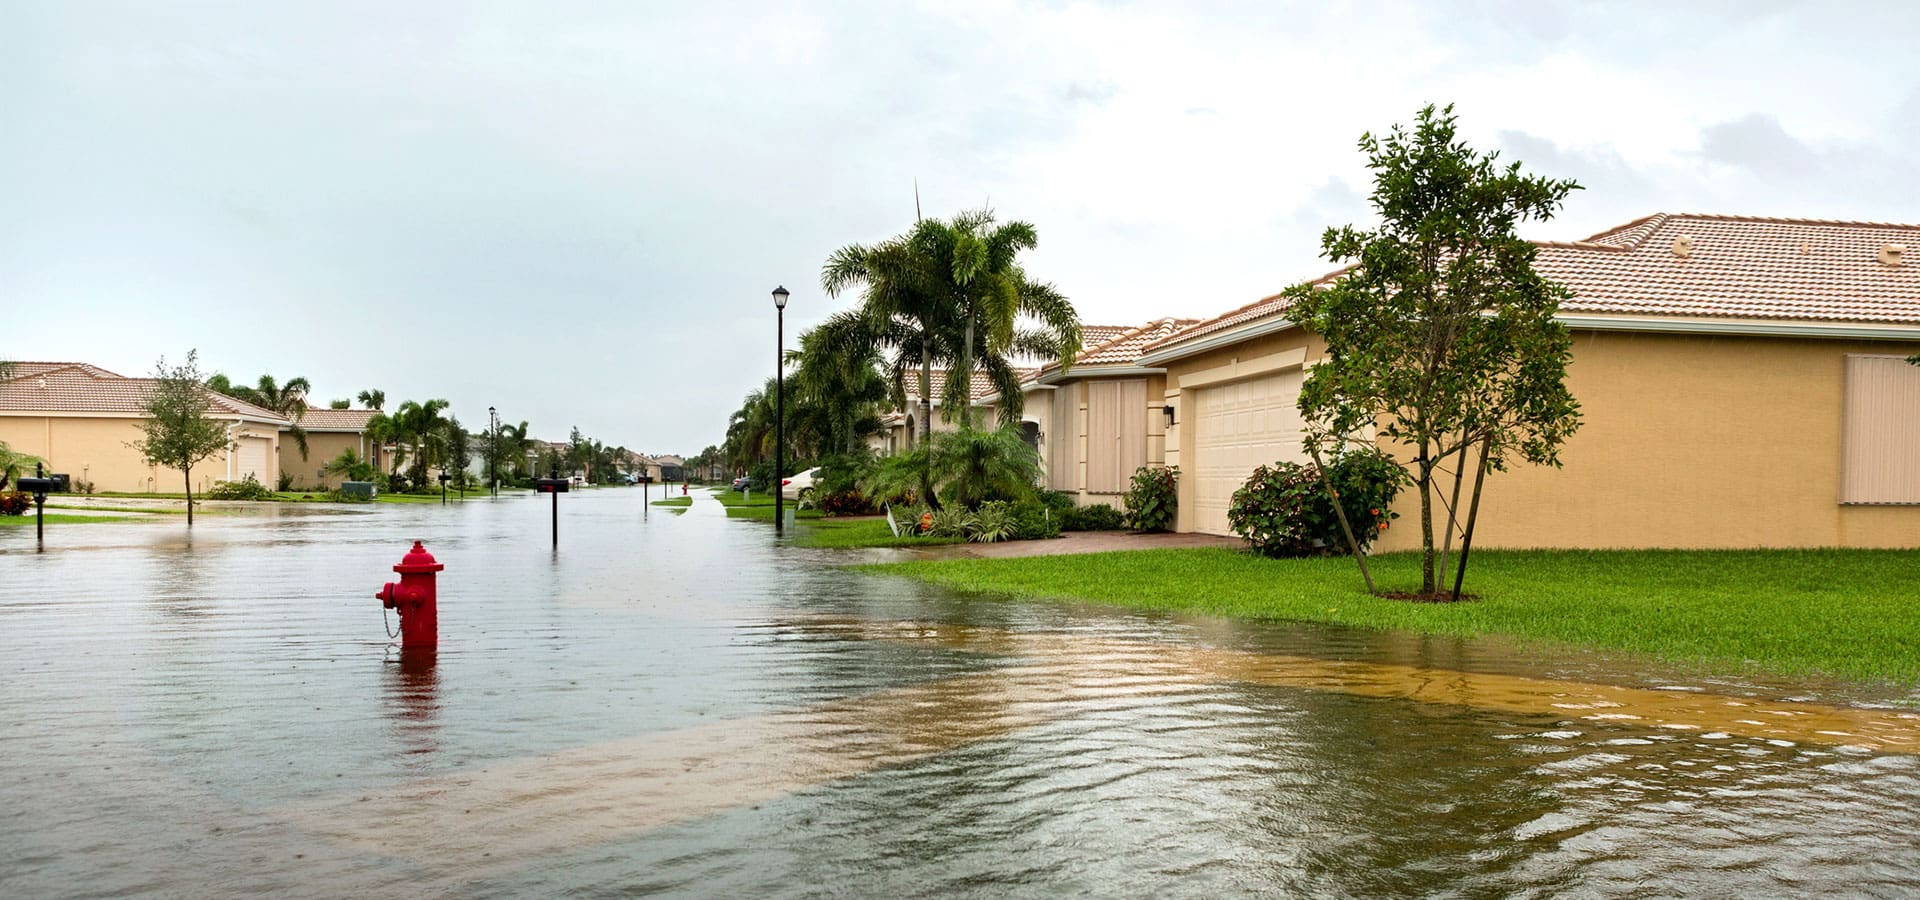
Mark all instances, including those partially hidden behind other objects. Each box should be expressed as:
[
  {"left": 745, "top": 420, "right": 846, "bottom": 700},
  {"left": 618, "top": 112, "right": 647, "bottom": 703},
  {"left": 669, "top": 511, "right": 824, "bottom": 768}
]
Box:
[{"left": 4, "top": 490, "right": 1918, "bottom": 897}]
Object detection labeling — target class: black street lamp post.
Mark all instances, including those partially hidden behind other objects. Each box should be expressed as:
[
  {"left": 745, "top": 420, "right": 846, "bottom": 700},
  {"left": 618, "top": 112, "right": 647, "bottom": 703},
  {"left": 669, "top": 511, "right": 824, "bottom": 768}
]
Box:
[
  {"left": 488, "top": 405, "right": 498, "bottom": 498},
  {"left": 773, "top": 284, "right": 789, "bottom": 534}
]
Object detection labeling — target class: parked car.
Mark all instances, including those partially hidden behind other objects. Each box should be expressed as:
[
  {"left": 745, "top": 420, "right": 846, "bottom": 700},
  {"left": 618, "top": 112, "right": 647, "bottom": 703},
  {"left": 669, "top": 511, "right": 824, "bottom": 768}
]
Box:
[
  {"left": 778, "top": 467, "right": 821, "bottom": 501},
  {"left": 731, "top": 476, "right": 750, "bottom": 492}
]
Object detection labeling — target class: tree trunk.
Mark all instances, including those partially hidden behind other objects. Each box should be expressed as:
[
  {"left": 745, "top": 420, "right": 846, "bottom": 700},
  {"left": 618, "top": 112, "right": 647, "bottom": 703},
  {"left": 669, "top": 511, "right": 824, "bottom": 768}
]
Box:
[
  {"left": 1308, "top": 444, "right": 1375, "bottom": 595},
  {"left": 1417, "top": 442, "right": 1436, "bottom": 594},
  {"left": 1436, "top": 430, "right": 1470, "bottom": 585},
  {"left": 183, "top": 466, "right": 194, "bottom": 527},
  {"left": 961, "top": 312, "right": 975, "bottom": 431},
  {"left": 1451, "top": 438, "right": 1495, "bottom": 602},
  {"left": 919, "top": 345, "right": 940, "bottom": 512}
]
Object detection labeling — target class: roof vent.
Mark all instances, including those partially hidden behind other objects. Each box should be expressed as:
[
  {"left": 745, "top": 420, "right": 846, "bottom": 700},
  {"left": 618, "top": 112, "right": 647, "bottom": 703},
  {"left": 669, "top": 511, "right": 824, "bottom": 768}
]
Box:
[
  {"left": 1671, "top": 235, "right": 1695, "bottom": 258},
  {"left": 1799, "top": 240, "right": 1813, "bottom": 255},
  {"left": 1880, "top": 244, "right": 1905, "bottom": 267},
  {"left": 37, "top": 377, "right": 48, "bottom": 390}
]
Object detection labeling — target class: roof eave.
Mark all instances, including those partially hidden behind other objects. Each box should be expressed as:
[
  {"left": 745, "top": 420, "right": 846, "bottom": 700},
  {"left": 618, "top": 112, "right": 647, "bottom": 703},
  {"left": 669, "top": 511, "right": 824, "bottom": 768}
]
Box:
[{"left": 1137, "top": 316, "right": 1302, "bottom": 366}]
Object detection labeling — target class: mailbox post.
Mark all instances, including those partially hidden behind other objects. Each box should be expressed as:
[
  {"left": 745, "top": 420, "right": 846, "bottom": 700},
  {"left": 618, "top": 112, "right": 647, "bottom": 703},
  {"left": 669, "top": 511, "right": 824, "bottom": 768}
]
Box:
[
  {"left": 16, "top": 464, "right": 56, "bottom": 551},
  {"left": 438, "top": 471, "right": 451, "bottom": 506},
  {"left": 535, "top": 467, "right": 570, "bottom": 546}
]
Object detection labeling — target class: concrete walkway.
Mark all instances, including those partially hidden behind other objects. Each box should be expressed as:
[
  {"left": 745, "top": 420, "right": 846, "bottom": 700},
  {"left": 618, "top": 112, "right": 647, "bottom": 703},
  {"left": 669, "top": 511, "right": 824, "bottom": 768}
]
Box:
[{"left": 905, "top": 530, "right": 1241, "bottom": 560}]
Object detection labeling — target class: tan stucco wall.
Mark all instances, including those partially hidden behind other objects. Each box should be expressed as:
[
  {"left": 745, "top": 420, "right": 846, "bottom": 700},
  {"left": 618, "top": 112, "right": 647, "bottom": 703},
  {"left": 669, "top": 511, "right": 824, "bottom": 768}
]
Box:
[
  {"left": 1371, "top": 331, "right": 1920, "bottom": 550},
  {"left": 0, "top": 413, "right": 278, "bottom": 494},
  {"left": 280, "top": 430, "right": 369, "bottom": 490},
  {"left": 1159, "top": 326, "right": 1920, "bottom": 549}
]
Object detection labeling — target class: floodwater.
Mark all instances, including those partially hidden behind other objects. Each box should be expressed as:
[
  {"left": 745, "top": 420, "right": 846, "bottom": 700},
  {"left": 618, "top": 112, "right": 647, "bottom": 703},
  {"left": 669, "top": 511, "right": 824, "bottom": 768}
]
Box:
[{"left": 4, "top": 490, "right": 1919, "bottom": 898}]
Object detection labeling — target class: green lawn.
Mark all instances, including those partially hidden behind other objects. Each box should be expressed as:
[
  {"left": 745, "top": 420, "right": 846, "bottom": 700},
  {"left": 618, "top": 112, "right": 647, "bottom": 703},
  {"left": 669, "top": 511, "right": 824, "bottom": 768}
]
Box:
[
  {"left": 47, "top": 503, "right": 190, "bottom": 516},
  {"left": 862, "top": 547, "right": 1920, "bottom": 683},
  {"left": 710, "top": 487, "right": 825, "bottom": 519},
  {"left": 651, "top": 496, "right": 692, "bottom": 508},
  {"left": 0, "top": 513, "right": 143, "bottom": 526},
  {"left": 794, "top": 517, "right": 966, "bottom": 549}
]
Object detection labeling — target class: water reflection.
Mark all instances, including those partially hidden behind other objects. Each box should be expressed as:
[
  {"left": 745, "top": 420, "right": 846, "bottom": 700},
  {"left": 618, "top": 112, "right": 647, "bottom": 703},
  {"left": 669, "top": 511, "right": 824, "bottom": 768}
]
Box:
[
  {"left": 4, "top": 488, "right": 1919, "bottom": 898},
  {"left": 386, "top": 645, "right": 440, "bottom": 755}
]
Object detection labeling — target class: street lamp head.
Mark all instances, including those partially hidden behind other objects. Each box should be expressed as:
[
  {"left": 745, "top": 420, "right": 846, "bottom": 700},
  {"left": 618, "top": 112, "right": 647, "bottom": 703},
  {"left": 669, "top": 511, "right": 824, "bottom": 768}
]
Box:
[
  {"left": 772, "top": 285, "right": 790, "bottom": 309},
  {"left": 488, "top": 406, "right": 495, "bottom": 416}
]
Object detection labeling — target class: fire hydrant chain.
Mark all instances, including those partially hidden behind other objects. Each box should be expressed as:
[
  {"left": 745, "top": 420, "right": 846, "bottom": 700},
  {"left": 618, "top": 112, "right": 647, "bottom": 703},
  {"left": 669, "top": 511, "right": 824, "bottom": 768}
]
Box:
[
  {"left": 375, "top": 541, "right": 444, "bottom": 648},
  {"left": 382, "top": 602, "right": 400, "bottom": 640}
]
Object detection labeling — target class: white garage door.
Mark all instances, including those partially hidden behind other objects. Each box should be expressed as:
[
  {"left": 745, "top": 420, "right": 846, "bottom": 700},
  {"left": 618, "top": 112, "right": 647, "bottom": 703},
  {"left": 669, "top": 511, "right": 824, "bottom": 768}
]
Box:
[
  {"left": 234, "top": 437, "right": 270, "bottom": 484},
  {"left": 1191, "top": 372, "right": 1305, "bottom": 535}
]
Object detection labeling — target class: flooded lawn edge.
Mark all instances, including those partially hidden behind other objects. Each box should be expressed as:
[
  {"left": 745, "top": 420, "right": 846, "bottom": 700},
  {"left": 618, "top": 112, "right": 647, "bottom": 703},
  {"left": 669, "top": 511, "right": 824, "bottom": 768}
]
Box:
[{"left": 856, "top": 547, "right": 1920, "bottom": 689}]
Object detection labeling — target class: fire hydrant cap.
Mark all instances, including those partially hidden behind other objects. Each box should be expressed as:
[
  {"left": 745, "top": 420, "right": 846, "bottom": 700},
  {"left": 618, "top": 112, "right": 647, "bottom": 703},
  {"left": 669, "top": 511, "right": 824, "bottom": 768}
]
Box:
[{"left": 393, "top": 540, "right": 446, "bottom": 574}]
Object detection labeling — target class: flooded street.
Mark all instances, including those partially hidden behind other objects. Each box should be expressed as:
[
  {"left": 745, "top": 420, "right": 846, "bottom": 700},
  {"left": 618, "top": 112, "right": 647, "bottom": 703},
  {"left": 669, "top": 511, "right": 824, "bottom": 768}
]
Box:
[{"left": 5, "top": 489, "right": 1919, "bottom": 897}]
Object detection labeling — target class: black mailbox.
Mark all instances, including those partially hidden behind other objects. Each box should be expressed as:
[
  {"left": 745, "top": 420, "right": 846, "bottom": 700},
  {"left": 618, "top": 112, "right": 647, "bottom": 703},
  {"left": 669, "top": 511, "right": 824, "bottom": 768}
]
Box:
[
  {"left": 16, "top": 477, "right": 56, "bottom": 497},
  {"left": 535, "top": 478, "right": 570, "bottom": 493},
  {"left": 437, "top": 472, "right": 451, "bottom": 484},
  {"left": 636, "top": 475, "right": 653, "bottom": 484}
]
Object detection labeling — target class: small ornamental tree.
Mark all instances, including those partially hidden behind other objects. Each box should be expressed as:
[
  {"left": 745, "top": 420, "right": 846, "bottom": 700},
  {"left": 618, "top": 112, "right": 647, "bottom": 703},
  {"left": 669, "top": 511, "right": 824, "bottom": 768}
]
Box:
[
  {"left": 1287, "top": 105, "right": 1583, "bottom": 599},
  {"left": 134, "top": 351, "right": 232, "bottom": 526}
]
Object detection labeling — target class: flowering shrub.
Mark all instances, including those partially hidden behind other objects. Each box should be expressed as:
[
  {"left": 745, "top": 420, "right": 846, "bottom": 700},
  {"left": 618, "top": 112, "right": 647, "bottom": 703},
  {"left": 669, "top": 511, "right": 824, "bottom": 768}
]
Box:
[
  {"left": 817, "top": 490, "right": 872, "bottom": 516},
  {"left": 1227, "top": 448, "right": 1402, "bottom": 558},
  {"left": 0, "top": 491, "right": 30, "bottom": 516},
  {"left": 1122, "top": 465, "right": 1178, "bottom": 533}
]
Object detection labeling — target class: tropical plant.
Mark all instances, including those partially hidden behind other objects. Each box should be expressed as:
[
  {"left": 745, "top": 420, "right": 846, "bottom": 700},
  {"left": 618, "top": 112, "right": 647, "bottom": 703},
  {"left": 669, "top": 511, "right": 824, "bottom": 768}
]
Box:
[
  {"left": 328, "top": 399, "right": 350, "bottom": 409},
  {"left": 928, "top": 425, "right": 1041, "bottom": 510},
  {"left": 0, "top": 439, "right": 46, "bottom": 491},
  {"left": 926, "top": 506, "right": 971, "bottom": 538},
  {"left": 133, "top": 351, "right": 230, "bottom": 525},
  {"left": 1288, "top": 104, "right": 1582, "bottom": 600},
  {"left": 787, "top": 319, "right": 891, "bottom": 456},
  {"left": 209, "top": 373, "right": 313, "bottom": 459},
  {"left": 904, "top": 209, "right": 1080, "bottom": 430},
  {"left": 1122, "top": 466, "right": 1179, "bottom": 533},
  {"left": 0, "top": 491, "right": 30, "bottom": 515},
  {"left": 390, "top": 399, "right": 451, "bottom": 487},
  {"left": 965, "top": 500, "right": 1017, "bottom": 543},
  {"left": 324, "top": 447, "right": 377, "bottom": 483},
  {"left": 356, "top": 389, "right": 386, "bottom": 410}
]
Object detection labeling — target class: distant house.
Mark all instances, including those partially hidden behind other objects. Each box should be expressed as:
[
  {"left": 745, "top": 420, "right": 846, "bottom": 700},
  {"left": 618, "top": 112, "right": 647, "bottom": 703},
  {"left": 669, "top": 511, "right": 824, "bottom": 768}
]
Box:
[
  {"left": 0, "top": 361, "right": 290, "bottom": 493},
  {"left": 280, "top": 407, "right": 383, "bottom": 490},
  {"left": 1010, "top": 318, "right": 1197, "bottom": 507},
  {"left": 655, "top": 454, "right": 685, "bottom": 482}
]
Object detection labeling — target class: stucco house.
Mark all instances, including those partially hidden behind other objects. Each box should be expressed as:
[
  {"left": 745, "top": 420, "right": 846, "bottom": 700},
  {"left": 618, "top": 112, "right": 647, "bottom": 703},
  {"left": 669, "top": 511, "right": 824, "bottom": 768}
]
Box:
[
  {"left": 0, "top": 361, "right": 289, "bottom": 493},
  {"left": 1014, "top": 318, "right": 1198, "bottom": 507},
  {"left": 1136, "top": 213, "right": 1920, "bottom": 548},
  {"left": 280, "top": 407, "right": 383, "bottom": 490}
]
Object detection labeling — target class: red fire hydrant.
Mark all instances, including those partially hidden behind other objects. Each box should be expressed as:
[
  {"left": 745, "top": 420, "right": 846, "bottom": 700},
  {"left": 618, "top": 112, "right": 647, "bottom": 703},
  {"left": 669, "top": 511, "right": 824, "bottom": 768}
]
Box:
[{"left": 376, "top": 541, "right": 444, "bottom": 647}]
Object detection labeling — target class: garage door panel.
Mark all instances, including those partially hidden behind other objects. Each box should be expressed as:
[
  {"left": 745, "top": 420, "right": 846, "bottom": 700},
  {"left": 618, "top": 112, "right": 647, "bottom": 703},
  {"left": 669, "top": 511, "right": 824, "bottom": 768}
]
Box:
[{"left": 1191, "top": 372, "right": 1305, "bottom": 535}]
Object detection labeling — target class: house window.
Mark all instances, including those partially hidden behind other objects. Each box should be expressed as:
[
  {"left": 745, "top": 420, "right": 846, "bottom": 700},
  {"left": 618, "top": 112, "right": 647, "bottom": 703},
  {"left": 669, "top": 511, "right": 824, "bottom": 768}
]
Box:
[
  {"left": 1086, "top": 379, "right": 1147, "bottom": 493},
  {"left": 1840, "top": 354, "right": 1920, "bottom": 504}
]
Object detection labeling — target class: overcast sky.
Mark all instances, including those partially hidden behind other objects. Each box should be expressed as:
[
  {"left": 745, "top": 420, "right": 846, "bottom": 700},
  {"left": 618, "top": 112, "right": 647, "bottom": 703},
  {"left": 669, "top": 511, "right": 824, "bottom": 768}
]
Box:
[{"left": 4, "top": 1, "right": 1916, "bottom": 452}]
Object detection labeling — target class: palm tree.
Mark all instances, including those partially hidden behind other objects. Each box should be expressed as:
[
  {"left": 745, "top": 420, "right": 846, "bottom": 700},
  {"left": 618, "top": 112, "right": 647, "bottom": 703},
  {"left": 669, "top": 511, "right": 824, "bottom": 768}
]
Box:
[
  {"left": 907, "top": 209, "right": 1080, "bottom": 429},
  {"left": 789, "top": 318, "right": 889, "bottom": 456},
  {"left": 208, "top": 373, "right": 315, "bottom": 459},
  {"left": 391, "top": 399, "right": 451, "bottom": 487},
  {"left": 356, "top": 389, "right": 390, "bottom": 475},
  {"left": 496, "top": 420, "right": 532, "bottom": 479},
  {"left": 356, "top": 389, "right": 385, "bottom": 411}
]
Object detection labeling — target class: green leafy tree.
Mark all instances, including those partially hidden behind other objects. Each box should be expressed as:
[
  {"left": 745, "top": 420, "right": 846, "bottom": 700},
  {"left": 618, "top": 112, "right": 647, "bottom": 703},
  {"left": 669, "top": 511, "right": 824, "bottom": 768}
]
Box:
[
  {"left": 788, "top": 319, "right": 890, "bottom": 456},
  {"left": 1289, "top": 104, "right": 1583, "bottom": 599},
  {"left": 496, "top": 420, "right": 532, "bottom": 479},
  {"left": 328, "top": 399, "right": 350, "bottom": 409},
  {"left": 133, "top": 351, "right": 231, "bottom": 526},
  {"left": 442, "top": 415, "right": 473, "bottom": 489}
]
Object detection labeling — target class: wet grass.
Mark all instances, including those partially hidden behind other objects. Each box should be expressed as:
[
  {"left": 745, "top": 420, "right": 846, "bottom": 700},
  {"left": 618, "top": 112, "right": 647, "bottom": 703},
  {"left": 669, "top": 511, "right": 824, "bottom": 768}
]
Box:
[
  {"left": 0, "top": 513, "right": 143, "bottom": 526},
  {"left": 863, "top": 547, "right": 1920, "bottom": 683},
  {"left": 651, "top": 496, "right": 692, "bottom": 507},
  {"left": 794, "top": 517, "right": 965, "bottom": 549},
  {"left": 709, "top": 488, "right": 824, "bottom": 519}
]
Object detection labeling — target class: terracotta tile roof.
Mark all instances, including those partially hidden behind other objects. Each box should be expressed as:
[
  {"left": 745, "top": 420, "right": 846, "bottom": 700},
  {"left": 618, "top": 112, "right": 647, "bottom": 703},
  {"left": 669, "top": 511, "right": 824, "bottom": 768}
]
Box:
[
  {"left": 297, "top": 408, "right": 379, "bottom": 431},
  {"left": 3, "top": 361, "right": 127, "bottom": 379},
  {"left": 1145, "top": 213, "right": 1920, "bottom": 355},
  {"left": 1043, "top": 318, "right": 1201, "bottom": 373},
  {"left": 0, "top": 364, "right": 289, "bottom": 421}
]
